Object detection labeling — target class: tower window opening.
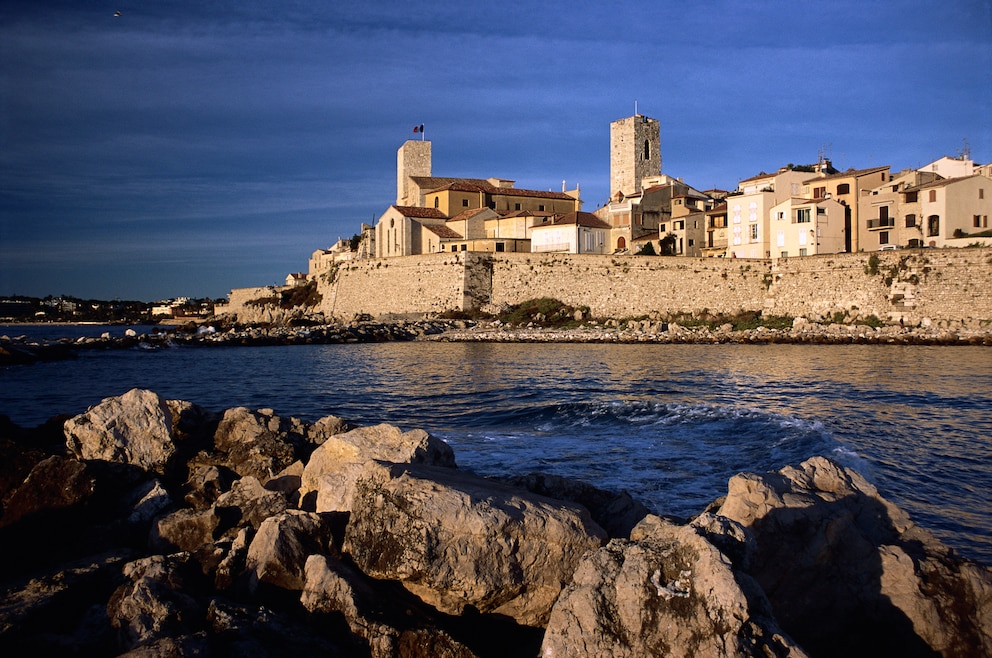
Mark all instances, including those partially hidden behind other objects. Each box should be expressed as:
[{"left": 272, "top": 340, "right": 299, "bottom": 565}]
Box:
[{"left": 643, "top": 140, "right": 650, "bottom": 161}]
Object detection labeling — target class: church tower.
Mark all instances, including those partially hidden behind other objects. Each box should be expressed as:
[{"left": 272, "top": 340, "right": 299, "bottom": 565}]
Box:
[
  {"left": 610, "top": 114, "right": 661, "bottom": 200},
  {"left": 397, "top": 140, "right": 432, "bottom": 206}
]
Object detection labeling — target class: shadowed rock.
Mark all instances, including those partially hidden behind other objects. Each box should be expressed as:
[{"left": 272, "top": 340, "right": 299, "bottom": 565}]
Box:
[
  {"left": 344, "top": 460, "right": 606, "bottom": 627},
  {"left": 540, "top": 515, "right": 807, "bottom": 657},
  {"left": 715, "top": 456, "right": 992, "bottom": 658}
]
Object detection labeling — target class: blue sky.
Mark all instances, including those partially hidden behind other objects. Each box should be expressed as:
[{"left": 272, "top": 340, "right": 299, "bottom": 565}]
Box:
[{"left": 2, "top": 1, "right": 990, "bottom": 301}]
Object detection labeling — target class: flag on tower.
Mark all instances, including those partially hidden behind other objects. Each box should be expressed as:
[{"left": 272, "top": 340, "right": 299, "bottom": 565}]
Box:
[{"left": 413, "top": 124, "right": 425, "bottom": 133}]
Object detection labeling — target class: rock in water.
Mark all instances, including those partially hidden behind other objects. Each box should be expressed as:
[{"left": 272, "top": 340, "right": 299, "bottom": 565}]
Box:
[
  {"left": 343, "top": 460, "right": 606, "bottom": 627},
  {"left": 540, "top": 516, "right": 807, "bottom": 657},
  {"left": 64, "top": 389, "right": 180, "bottom": 474},
  {"left": 299, "top": 422, "right": 455, "bottom": 513},
  {"left": 715, "top": 456, "right": 992, "bottom": 657}
]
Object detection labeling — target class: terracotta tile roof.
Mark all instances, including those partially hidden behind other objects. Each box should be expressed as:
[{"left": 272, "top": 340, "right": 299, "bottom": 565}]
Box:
[
  {"left": 706, "top": 202, "right": 728, "bottom": 213},
  {"left": 446, "top": 207, "right": 491, "bottom": 222},
  {"left": 392, "top": 205, "right": 448, "bottom": 219},
  {"left": 807, "top": 165, "right": 890, "bottom": 183},
  {"left": 423, "top": 224, "right": 463, "bottom": 239},
  {"left": 548, "top": 211, "right": 611, "bottom": 229},
  {"left": 904, "top": 175, "right": 978, "bottom": 192},
  {"left": 418, "top": 176, "right": 576, "bottom": 200}
]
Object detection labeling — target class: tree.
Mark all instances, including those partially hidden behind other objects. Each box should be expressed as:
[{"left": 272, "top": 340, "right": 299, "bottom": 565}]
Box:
[
  {"left": 636, "top": 241, "right": 657, "bottom": 256},
  {"left": 659, "top": 233, "right": 677, "bottom": 256}
]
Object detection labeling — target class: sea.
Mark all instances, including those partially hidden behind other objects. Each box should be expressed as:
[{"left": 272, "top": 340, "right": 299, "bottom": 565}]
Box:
[{"left": 2, "top": 324, "right": 991, "bottom": 565}]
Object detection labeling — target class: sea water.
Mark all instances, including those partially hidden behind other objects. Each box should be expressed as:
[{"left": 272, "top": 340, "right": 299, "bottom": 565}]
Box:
[{"left": 2, "top": 328, "right": 990, "bottom": 564}]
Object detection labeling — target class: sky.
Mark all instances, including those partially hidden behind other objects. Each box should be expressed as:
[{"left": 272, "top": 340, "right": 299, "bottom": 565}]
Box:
[{"left": 1, "top": 1, "right": 990, "bottom": 301}]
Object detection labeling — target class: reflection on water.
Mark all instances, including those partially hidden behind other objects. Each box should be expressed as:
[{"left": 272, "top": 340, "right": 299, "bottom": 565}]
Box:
[{"left": 1, "top": 341, "right": 990, "bottom": 563}]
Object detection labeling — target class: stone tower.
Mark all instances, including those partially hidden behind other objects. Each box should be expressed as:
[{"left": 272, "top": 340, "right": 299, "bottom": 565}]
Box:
[
  {"left": 397, "top": 140, "right": 432, "bottom": 206},
  {"left": 610, "top": 115, "right": 661, "bottom": 200}
]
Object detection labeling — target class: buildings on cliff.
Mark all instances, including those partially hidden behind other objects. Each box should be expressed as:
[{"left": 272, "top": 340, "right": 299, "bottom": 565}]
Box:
[{"left": 303, "top": 115, "right": 992, "bottom": 285}]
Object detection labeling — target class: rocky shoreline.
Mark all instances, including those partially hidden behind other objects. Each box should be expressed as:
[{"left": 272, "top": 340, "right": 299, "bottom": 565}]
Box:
[
  {"left": 2, "top": 317, "right": 991, "bottom": 365},
  {"left": 0, "top": 389, "right": 990, "bottom": 657}
]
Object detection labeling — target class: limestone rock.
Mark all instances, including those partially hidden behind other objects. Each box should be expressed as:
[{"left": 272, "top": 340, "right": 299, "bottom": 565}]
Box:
[
  {"left": 212, "top": 407, "right": 309, "bottom": 481},
  {"left": 246, "top": 510, "right": 331, "bottom": 591},
  {"left": 541, "top": 517, "right": 806, "bottom": 657},
  {"left": 344, "top": 460, "right": 606, "bottom": 627},
  {"left": 150, "top": 508, "right": 219, "bottom": 553},
  {"left": 501, "top": 472, "right": 650, "bottom": 539},
  {"left": 182, "top": 464, "right": 236, "bottom": 510},
  {"left": 107, "top": 554, "right": 205, "bottom": 652},
  {"left": 212, "top": 475, "right": 289, "bottom": 534},
  {"left": 300, "top": 423, "right": 456, "bottom": 513},
  {"left": 0, "top": 455, "right": 94, "bottom": 528},
  {"left": 64, "top": 389, "right": 181, "bottom": 474},
  {"left": 716, "top": 456, "right": 992, "bottom": 657}
]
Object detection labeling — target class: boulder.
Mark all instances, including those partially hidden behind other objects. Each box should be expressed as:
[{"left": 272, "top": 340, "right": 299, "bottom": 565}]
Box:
[
  {"left": 182, "top": 464, "right": 237, "bottom": 510},
  {"left": 212, "top": 475, "right": 290, "bottom": 534},
  {"left": 150, "top": 508, "right": 219, "bottom": 553},
  {"left": 212, "top": 407, "right": 309, "bottom": 481},
  {"left": 300, "top": 423, "right": 456, "bottom": 513},
  {"left": 302, "top": 554, "right": 484, "bottom": 658},
  {"left": 343, "top": 460, "right": 606, "bottom": 627},
  {"left": 246, "top": 510, "right": 332, "bottom": 591},
  {"left": 500, "top": 472, "right": 650, "bottom": 539},
  {"left": 0, "top": 455, "right": 94, "bottom": 528},
  {"left": 107, "top": 554, "right": 205, "bottom": 652},
  {"left": 540, "top": 516, "right": 806, "bottom": 657},
  {"left": 715, "top": 456, "right": 992, "bottom": 657},
  {"left": 64, "top": 389, "right": 181, "bottom": 474}
]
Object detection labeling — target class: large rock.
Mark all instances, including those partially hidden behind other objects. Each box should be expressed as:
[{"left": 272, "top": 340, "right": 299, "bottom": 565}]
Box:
[
  {"left": 107, "top": 554, "right": 205, "bottom": 652},
  {"left": 0, "top": 455, "right": 94, "bottom": 528},
  {"left": 246, "top": 510, "right": 332, "bottom": 591},
  {"left": 64, "top": 389, "right": 183, "bottom": 474},
  {"left": 343, "top": 460, "right": 606, "bottom": 627},
  {"left": 715, "top": 456, "right": 992, "bottom": 657},
  {"left": 300, "top": 423, "right": 456, "bottom": 513},
  {"left": 540, "top": 516, "right": 806, "bottom": 657},
  {"left": 212, "top": 407, "right": 309, "bottom": 481}
]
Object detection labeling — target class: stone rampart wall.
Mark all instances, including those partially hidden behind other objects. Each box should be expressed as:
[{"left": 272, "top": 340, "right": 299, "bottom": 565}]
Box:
[
  {"left": 315, "top": 253, "right": 472, "bottom": 320},
  {"left": 488, "top": 253, "right": 768, "bottom": 318},
  {"left": 232, "top": 248, "right": 992, "bottom": 326}
]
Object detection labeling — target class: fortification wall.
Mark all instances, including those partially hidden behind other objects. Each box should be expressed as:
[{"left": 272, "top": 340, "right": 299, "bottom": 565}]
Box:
[
  {"left": 315, "top": 253, "right": 472, "bottom": 320},
  {"left": 766, "top": 249, "right": 992, "bottom": 327},
  {"left": 488, "top": 253, "right": 768, "bottom": 318},
  {"left": 232, "top": 248, "right": 992, "bottom": 326}
]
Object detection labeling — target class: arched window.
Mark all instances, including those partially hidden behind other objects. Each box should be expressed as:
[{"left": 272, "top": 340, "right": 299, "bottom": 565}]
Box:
[{"left": 434, "top": 197, "right": 439, "bottom": 209}]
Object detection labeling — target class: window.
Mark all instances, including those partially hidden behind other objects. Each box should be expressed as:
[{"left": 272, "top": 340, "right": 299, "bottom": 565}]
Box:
[
  {"left": 495, "top": 242, "right": 505, "bottom": 252},
  {"left": 796, "top": 208, "right": 811, "bottom": 223},
  {"left": 659, "top": 224, "right": 667, "bottom": 233},
  {"left": 777, "top": 231, "right": 785, "bottom": 247},
  {"left": 781, "top": 251, "right": 788, "bottom": 258},
  {"left": 461, "top": 244, "right": 468, "bottom": 251},
  {"left": 837, "top": 183, "right": 851, "bottom": 195},
  {"left": 799, "top": 248, "right": 807, "bottom": 256},
  {"left": 814, "top": 187, "right": 826, "bottom": 198},
  {"left": 879, "top": 231, "right": 889, "bottom": 244},
  {"left": 539, "top": 205, "right": 545, "bottom": 212},
  {"left": 514, "top": 203, "right": 521, "bottom": 211},
  {"left": 980, "top": 188, "right": 985, "bottom": 200},
  {"left": 906, "top": 191, "right": 918, "bottom": 202},
  {"left": 929, "top": 190, "right": 937, "bottom": 202},
  {"left": 434, "top": 197, "right": 439, "bottom": 209},
  {"left": 462, "top": 199, "right": 469, "bottom": 207},
  {"left": 750, "top": 224, "right": 759, "bottom": 241},
  {"left": 644, "top": 140, "right": 650, "bottom": 161},
  {"left": 927, "top": 215, "right": 939, "bottom": 236},
  {"left": 905, "top": 214, "right": 916, "bottom": 228},
  {"left": 976, "top": 215, "right": 982, "bottom": 228},
  {"left": 776, "top": 211, "right": 785, "bottom": 221},
  {"left": 688, "top": 239, "right": 694, "bottom": 247}
]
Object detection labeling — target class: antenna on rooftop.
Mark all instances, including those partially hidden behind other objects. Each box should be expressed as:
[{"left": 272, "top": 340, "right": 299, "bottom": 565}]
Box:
[
  {"left": 634, "top": 99, "right": 638, "bottom": 116},
  {"left": 960, "top": 138, "right": 971, "bottom": 160}
]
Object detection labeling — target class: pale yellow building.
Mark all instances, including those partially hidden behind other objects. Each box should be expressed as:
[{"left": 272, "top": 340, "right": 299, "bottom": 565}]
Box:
[
  {"left": 531, "top": 212, "right": 611, "bottom": 254},
  {"left": 803, "top": 166, "right": 889, "bottom": 252},
  {"left": 769, "top": 197, "right": 846, "bottom": 257},
  {"left": 727, "top": 168, "right": 815, "bottom": 258}
]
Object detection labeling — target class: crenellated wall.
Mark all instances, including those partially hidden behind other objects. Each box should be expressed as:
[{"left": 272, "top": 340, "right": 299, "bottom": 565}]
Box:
[{"left": 230, "top": 248, "right": 992, "bottom": 327}]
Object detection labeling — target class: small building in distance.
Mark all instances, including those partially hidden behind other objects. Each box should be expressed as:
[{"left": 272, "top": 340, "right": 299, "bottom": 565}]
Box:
[{"left": 530, "top": 212, "right": 611, "bottom": 254}]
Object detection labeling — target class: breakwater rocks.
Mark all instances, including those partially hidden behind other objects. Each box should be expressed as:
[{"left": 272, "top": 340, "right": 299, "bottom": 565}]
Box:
[
  {"left": 426, "top": 318, "right": 992, "bottom": 345},
  {"left": 1, "top": 389, "right": 990, "bottom": 657},
  {"left": 0, "top": 319, "right": 465, "bottom": 365}
]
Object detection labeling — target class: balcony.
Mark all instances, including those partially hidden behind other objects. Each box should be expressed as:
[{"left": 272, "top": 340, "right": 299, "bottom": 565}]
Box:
[{"left": 867, "top": 217, "right": 895, "bottom": 230}]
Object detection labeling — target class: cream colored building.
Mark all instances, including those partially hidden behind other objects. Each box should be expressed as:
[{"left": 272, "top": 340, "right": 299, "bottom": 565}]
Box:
[
  {"left": 769, "top": 197, "right": 846, "bottom": 257},
  {"left": 701, "top": 203, "right": 729, "bottom": 257},
  {"left": 531, "top": 212, "right": 611, "bottom": 254},
  {"left": 726, "top": 168, "right": 815, "bottom": 258},
  {"left": 859, "top": 169, "right": 941, "bottom": 250},
  {"left": 374, "top": 205, "right": 448, "bottom": 258},
  {"left": 803, "top": 166, "right": 889, "bottom": 252},
  {"left": 913, "top": 175, "right": 991, "bottom": 247}
]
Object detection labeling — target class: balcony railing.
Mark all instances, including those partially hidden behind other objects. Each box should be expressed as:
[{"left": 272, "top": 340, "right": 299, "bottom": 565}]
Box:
[{"left": 867, "top": 217, "right": 895, "bottom": 229}]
